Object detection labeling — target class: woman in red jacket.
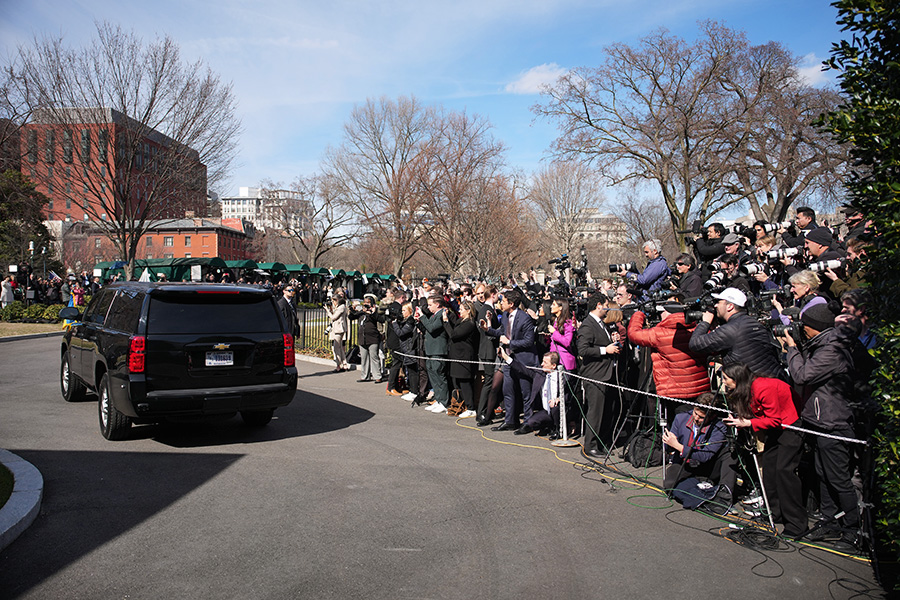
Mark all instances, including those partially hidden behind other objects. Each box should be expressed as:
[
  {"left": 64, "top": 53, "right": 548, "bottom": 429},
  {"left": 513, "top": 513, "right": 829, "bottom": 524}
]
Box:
[{"left": 721, "top": 363, "right": 807, "bottom": 538}]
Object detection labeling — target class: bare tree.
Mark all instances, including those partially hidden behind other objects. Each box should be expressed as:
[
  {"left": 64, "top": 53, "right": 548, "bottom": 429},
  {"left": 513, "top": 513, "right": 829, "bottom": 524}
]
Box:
[
  {"left": 324, "top": 96, "right": 436, "bottom": 278},
  {"left": 11, "top": 22, "right": 241, "bottom": 277},
  {"left": 526, "top": 160, "right": 605, "bottom": 258},
  {"left": 420, "top": 109, "right": 507, "bottom": 277},
  {"left": 260, "top": 174, "right": 357, "bottom": 268},
  {"left": 725, "top": 42, "right": 848, "bottom": 221},
  {"left": 535, "top": 22, "right": 762, "bottom": 249},
  {"left": 612, "top": 189, "right": 678, "bottom": 260}
]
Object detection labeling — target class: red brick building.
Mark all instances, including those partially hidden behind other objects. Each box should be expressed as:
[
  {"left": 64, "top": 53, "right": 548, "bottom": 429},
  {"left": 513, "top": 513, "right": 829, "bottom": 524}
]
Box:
[
  {"left": 21, "top": 107, "right": 206, "bottom": 223},
  {"left": 60, "top": 217, "right": 254, "bottom": 273}
]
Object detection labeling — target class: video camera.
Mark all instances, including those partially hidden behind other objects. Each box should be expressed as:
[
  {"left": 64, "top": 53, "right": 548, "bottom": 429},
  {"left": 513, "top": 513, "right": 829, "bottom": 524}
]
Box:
[
  {"left": 548, "top": 254, "right": 570, "bottom": 269},
  {"left": 683, "top": 293, "right": 718, "bottom": 325}
]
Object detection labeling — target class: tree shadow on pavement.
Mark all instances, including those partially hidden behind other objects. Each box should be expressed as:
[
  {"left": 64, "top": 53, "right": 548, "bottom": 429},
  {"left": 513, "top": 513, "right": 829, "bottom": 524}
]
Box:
[{"left": 0, "top": 449, "right": 239, "bottom": 598}]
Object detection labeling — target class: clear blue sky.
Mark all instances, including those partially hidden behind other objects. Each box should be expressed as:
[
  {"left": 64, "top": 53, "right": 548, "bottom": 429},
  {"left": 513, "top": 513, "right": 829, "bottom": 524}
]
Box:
[{"left": 1, "top": 0, "right": 845, "bottom": 200}]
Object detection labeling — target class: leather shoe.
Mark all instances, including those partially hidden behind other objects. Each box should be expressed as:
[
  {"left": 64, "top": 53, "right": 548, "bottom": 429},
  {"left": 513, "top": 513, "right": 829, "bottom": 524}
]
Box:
[
  {"left": 586, "top": 448, "right": 604, "bottom": 458},
  {"left": 373, "top": 378, "right": 385, "bottom": 384},
  {"left": 476, "top": 418, "right": 492, "bottom": 427},
  {"left": 356, "top": 377, "right": 372, "bottom": 383},
  {"left": 548, "top": 432, "right": 561, "bottom": 441},
  {"left": 514, "top": 424, "right": 534, "bottom": 435},
  {"left": 491, "top": 423, "right": 517, "bottom": 432}
]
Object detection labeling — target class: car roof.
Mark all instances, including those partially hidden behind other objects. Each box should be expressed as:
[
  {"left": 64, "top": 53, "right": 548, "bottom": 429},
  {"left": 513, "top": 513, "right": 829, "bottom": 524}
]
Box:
[{"left": 104, "top": 282, "right": 273, "bottom": 296}]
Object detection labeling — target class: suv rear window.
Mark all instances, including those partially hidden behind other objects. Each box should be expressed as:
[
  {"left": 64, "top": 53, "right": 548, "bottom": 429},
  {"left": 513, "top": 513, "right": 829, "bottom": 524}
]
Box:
[{"left": 147, "top": 292, "right": 282, "bottom": 334}]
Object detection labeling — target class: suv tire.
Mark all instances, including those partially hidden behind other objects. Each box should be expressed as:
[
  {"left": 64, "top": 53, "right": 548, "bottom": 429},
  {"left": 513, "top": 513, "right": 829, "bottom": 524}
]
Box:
[
  {"left": 98, "top": 373, "right": 131, "bottom": 440},
  {"left": 60, "top": 352, "right": 87, "bottom": 402},
  {"left": 241, "top": 409, "right": 274, "bottom": 427}
]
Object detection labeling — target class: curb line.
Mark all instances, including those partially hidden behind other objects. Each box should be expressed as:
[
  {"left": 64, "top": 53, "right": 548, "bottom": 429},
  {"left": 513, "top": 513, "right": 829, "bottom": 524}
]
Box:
[
  {"left": 0, "top": 330, "right": 65, "bottom": 343},
  {"left": 0, "top": 449, "right": 43, "bottom": 552}
]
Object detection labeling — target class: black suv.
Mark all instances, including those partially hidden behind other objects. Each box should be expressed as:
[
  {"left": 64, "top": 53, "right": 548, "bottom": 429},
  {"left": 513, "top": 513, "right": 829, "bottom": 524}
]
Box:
[{"left": 59, "top": 282, "right": 298, "bottom": 440}]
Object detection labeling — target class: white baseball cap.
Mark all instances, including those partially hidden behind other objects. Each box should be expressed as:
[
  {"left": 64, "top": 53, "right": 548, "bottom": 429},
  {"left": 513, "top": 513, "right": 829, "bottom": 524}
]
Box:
[{"left": 711, "top": 287, "right": 747, "bottom": 308}]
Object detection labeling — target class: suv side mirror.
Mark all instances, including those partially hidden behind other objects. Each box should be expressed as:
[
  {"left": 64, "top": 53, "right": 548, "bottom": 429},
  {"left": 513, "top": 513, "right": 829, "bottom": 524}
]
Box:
[{"left": 59, "top": 306, "right": 82, "bottom": 321}]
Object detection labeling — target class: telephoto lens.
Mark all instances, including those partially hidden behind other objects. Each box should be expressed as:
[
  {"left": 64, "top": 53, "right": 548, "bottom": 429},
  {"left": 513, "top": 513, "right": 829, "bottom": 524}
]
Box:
[
  {"left": 740, "top": 262, "right": 767, "bottom": 276},
  {"left": 609, "top": 261, "right": 637, "bottom": 274},
  {"left": 766, "top": 247, "right": 800, "bottom": 261},
  {"left": 808, "top": 259, "right": 844, "bottom": 272},
  {"left": 704, "top": 272, "right": 726, "bottom": 289}
]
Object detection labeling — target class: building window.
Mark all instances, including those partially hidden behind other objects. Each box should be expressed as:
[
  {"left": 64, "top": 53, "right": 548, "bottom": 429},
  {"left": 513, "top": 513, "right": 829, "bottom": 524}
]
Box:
[
  {"left": 146, "top": 253, "right": 152, "bottom": 259},
  {"left": 163, "top": 236, "right": 173, "bottom": 247},
  {"left": 184, "top": 236, "right": 191, "bottom": 247},
  {"left": 27, "top": 130, "right": 38, "bottom": 164},
  {"left": 63, "top": 130, "right": 73, "bottom": 163},
  {"left": 163, "top": 253, "right": 173, "bottom": 259},
  {"left": 146, "top": 237, "right": 153, "bottom": 246},
  {"left": 66, "top": 181, "right": 71, "bottom": 193},
  {"left": 83, "top": 182, "right": 89, "bottom": 193},
  {"left": 202, "top": 235, "right": 209, "bottom": 246},
  {"left": 80, "top": 129, "right": 90, "bottom": 162},
  {"left": 100, "top": 165, "right": 107, "bottom": 177},
  {"left": 48, "top": 182, "right": 54, "bottom": 195},
  {"left": 45, "top": 130, "right": 55, "bottom": 163},
  {"left": 95, "top": 238, "right": 101, "bottom": 248},
  {"left": 47, "top": 165, "right": 53, "bottom": 178},
  {"left": 48, "top": 199, "right": 54, "bottom": 210},
  {"left": 66, "top": 197, "right": 71, "bottom": 209},
  {"left": 94, "top": 255, "right": 102, "bottom": 265},
  {"left": 98, "top": 129, "right": 108, "bottom": 162},
  {"left": 184, "top": 253, "right": 191, "bottom": 258}
]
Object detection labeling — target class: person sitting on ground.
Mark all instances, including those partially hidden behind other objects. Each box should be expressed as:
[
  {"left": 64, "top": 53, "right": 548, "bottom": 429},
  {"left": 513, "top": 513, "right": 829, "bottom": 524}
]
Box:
[
  {"left": 662, "top": 392, "right": 728, "bottom": 491},
  {"left": 499, "top": 349, "right": 570, "bottom": 439}
]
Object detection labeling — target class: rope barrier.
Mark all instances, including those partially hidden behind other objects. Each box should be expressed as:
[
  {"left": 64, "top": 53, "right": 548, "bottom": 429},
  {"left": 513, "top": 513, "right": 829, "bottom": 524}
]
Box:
[{"left": 391, "top": 350, "right": 868, "bottom": 446}]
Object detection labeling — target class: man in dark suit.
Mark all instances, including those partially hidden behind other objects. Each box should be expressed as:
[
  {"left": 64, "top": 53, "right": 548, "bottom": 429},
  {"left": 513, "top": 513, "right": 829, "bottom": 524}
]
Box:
[
  {"left": 577, "top": 291, "right": 622, "bottom": 457},
  {"left": 474, "top": 284, "right": 501, "bottom": 426},
  {"left": 483, "top": 288, "right": 537, "bottom": 431},
  {"left": 277, "top": 284, "right": 298, "bottom": 338}
]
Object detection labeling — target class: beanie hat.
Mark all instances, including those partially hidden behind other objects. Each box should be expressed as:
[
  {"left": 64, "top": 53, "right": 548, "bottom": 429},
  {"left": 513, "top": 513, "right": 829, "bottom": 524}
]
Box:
[
  {"left": 804, "top": 227, "right": 833, "bottom": 247},
  {"left": 801, "top": 303, "right": 835, "bottom": 331}
]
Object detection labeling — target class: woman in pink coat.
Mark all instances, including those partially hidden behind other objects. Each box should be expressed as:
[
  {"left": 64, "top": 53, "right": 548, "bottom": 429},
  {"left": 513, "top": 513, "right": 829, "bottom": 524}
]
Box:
[{"left": 548, "top": 298, "right": 578, "bottom": 371}]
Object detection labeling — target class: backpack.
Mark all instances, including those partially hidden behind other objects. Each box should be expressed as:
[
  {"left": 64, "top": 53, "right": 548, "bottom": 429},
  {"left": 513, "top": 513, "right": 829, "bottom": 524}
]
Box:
[{"left": 624, "top": 430, "right": 663, "bottom": 468}]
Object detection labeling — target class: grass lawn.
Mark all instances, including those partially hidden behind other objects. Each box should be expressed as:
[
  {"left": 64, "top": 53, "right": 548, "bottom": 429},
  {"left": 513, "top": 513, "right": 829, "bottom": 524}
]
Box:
[{"left": 0, "top": 322, "right": 64, "bottom": 338}]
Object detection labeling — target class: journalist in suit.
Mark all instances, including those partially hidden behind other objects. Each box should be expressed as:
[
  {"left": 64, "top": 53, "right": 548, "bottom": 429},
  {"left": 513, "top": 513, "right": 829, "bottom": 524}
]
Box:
[
  {"left": 482, "top": 289, "right": 538, "bottom": 430},
  {"left": 577, "top": 291, "right": 622, "bottom": 457}
]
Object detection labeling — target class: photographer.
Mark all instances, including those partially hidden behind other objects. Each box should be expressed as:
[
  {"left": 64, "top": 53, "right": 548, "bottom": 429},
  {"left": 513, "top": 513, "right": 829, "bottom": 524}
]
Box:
[
  {"left": 629, "top": 239, "right": 670, "bottom": 300},
  {"left": 721, "top": 363, "right": 807, "bottom": 538},
  {"left": 772, "top": 270, "right": 828, "bottom": 326},
  {"left": 692, "top": 223, "right": 727, "bottom": 270},
  {"left": 349, "top": 294, "right": 383, "bottom": 382},
  {"left": 713, "top": 254, "right": 751, "bottom": 296},
  {"left": 824, "top": 238, "right": 867, "bottom": 298},
  {"left": 662, "top": 393, "right": 728, "bottom": 490},
  {"left": 324, "top": 292, "right": 350, "bottom": 373},
  {"left": 626, "top": 303, "right": 710, "bottom": 412},
  {"left": 781, "top": 207, "right": 819, "bottom": 248},
  {"left": 380, "top": 288, "right": 409, "bottom": 395},
  {"left": 782, "top": 304, "right": 859, "bottom": 549},
  {"left": 670, "top": 253, "right": 702, "bottom": 298},
  {"left": 688, "top": 288, "right": 784, "bottom": 379}
]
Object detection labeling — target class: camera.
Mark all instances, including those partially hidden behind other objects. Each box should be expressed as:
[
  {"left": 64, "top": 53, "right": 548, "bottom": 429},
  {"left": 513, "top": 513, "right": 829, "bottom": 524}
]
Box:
[
  {"left": 683, "top": 294, "right": 718, "bottom": 324},
  {"left": 548, "top": 254, "right": 569, "bottom": 265},
  {"left": 704, "top": 272, "right": 726, "bottom": 289},
  {"left": 808, "top": 259, "right": 844, "bottom": 273},
  {"left": 609, "top": 261, "right": 638, "bottom": 274},
  {"left": 766, "top": 247, "right": 800, "bottom": 262},
  {"left": 760, "top": 220, "right": 793, "bottom": 234},
  {"left": 740, "top": 262, "right": 767, "bottom": 276},
  {"left": 709, "top": 261, "right": 723, "bottom": 272}
]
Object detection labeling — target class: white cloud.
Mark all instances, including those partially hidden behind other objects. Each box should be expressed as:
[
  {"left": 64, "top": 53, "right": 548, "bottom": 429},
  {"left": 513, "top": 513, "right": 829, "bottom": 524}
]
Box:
[
  {"left": 505, "top": 63, "right": 568, "bottom": 95},
  {"left": 797, "top": 52, "right": 830, "bottom": 86}
]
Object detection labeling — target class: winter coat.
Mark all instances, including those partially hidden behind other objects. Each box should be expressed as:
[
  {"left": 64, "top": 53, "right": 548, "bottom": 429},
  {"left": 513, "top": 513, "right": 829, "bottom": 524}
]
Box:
[
  {"left": 627, "top": 311, "right": 710, "bottom": 399},
  {"left": 350, "top": 306, "right": 382, "bottom": 346},
  {"left": 391, "top": 316, "right": 418, "bottom": 366},
  {"left": 689, "top": 312, "right": 784, "bottom": 379},
  {"left": 418, "top": 308, "right": 449, "bottom": 356},
  {"left": 549, "top": 319, "right": 578, "bottom": 371},
  {"left": 787, "top": 325, "right": 855, "bottom": 431},
  {"left": 443, "top": 315, "right": 479, "bottom": 379},
  {"left": 326, "top": 302, "right": 349, "bottom": 340}
]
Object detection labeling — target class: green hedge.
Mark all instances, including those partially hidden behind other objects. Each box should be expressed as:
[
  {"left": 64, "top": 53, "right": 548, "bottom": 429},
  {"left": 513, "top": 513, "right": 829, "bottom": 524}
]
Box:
[{"left": 0, "top": 301, "right": 67, "bottom": 323}]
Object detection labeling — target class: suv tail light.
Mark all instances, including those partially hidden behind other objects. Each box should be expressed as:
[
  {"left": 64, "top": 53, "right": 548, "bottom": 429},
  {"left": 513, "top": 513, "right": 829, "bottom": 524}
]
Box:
[
  {"left": 129, "top": 336, "right": 146, "bottom": 373},
  {"left": 283, "top": 334, "right": 295, "bottom": 367}
]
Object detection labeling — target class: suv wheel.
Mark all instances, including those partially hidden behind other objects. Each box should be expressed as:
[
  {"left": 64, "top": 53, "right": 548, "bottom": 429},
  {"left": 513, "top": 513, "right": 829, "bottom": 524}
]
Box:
[
  {"left": 60, "top": 352, "right": 87, "bottom": 402},
  {"left": 98, "top": 373, "right": 131, "bottom": 440},
  {"left": 240, "top": 409, "right": 274, "bottom": 427}
]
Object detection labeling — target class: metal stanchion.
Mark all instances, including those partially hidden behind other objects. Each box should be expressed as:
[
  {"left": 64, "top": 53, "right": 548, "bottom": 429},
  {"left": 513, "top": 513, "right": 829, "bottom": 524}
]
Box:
[{"left": 552, "top": 367, "right": 579, "bottom": 448}]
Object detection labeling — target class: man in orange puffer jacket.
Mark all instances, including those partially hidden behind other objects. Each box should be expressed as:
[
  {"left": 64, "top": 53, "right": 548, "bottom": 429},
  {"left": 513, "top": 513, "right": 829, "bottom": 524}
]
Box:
[{"left": 627, "top": 304, "right": 711, "bottom": 415}]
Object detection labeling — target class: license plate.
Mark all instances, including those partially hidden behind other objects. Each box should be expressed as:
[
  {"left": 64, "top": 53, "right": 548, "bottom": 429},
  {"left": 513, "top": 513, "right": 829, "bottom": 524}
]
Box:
[{"left": 205, "top": 351, "right": 234, "bottom": 366}]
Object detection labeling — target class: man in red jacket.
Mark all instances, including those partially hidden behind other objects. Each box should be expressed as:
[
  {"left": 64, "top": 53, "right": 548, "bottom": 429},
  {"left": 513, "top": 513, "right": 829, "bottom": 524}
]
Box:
[{"left": 627, "top": 303, "right": 711, "bottom": 417}]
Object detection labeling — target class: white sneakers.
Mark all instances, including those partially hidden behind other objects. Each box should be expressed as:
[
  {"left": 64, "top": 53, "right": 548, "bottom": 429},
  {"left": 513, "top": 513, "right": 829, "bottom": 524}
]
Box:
[
  {"left": 401, "top": 392, "right": 417, "bottom": 402},
  {"left": 428, "top": 403, "right": 447, "bottom": 414},
  {"left": 459, "top": 410, "right": 476, "bottom": 418}
]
